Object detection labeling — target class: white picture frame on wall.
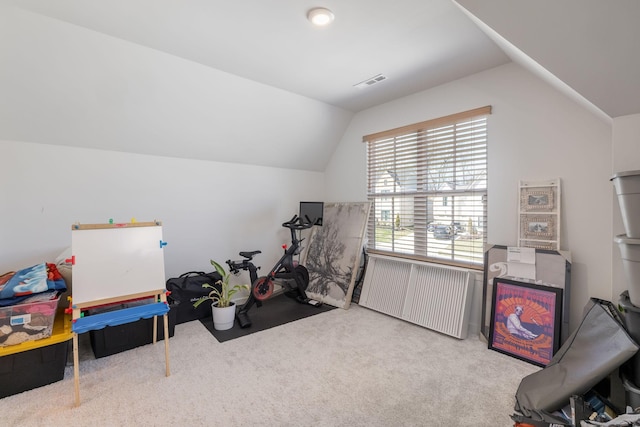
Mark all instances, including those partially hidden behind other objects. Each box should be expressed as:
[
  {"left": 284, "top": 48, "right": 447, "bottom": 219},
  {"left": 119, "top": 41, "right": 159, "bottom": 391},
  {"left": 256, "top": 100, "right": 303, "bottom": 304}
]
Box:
[{"left": 518, "top": 179, "right": 561, "bottom": 250}]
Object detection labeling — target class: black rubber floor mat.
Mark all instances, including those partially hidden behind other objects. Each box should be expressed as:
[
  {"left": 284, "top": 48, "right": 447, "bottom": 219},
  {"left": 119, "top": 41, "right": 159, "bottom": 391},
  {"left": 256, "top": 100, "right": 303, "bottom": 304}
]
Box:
[{"left": 199, "top": 293, "right": 335, "bottom": 343}]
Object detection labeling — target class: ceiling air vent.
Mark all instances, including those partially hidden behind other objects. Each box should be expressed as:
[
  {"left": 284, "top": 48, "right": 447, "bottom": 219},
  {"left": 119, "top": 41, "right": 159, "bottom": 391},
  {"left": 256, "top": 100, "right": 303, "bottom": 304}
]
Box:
[{"left": 353, "top": 74, "right": 387, "bottom": 89}]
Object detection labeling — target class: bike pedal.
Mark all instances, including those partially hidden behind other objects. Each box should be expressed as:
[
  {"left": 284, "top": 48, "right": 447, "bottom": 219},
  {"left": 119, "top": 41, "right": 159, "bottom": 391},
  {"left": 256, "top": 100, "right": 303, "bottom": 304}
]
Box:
[{"left": 236, "top": 311, "right": 252, "bottom": 328}]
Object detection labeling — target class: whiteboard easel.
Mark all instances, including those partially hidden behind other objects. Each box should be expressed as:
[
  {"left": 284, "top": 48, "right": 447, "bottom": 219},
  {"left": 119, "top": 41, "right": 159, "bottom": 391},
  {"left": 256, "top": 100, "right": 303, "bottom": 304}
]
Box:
[{"left": 70, "top": 221, "right": 170, "bottom": 406}]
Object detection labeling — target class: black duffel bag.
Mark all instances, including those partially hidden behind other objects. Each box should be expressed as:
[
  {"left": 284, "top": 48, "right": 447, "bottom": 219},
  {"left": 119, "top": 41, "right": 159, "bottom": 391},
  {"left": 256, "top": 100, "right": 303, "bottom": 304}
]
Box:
[{"left": 166, "top": 271, "right": 222, "bottom": 324}]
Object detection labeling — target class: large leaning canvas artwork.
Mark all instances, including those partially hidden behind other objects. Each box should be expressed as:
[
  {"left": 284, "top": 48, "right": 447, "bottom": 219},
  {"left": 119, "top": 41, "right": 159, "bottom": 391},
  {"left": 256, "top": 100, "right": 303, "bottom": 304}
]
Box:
[{"left": 302, "top": 202, "right": 370, "bottom": 309}]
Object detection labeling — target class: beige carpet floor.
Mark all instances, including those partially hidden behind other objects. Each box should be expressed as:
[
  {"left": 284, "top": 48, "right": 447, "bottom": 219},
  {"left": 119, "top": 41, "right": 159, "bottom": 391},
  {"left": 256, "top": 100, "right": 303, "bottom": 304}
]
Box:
[{"left": 0, "top": 304, "right": 539, "bottom": 427}]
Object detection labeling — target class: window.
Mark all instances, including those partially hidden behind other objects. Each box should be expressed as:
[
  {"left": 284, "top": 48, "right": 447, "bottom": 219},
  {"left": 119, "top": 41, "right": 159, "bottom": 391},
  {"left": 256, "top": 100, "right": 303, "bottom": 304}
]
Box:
[{"left": 364, "top": 106, "right": 490, "bottom": 268}]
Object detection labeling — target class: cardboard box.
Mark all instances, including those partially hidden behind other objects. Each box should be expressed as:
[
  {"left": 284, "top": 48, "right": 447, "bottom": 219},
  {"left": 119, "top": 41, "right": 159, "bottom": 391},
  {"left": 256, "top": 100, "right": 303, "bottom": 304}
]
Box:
[
  {"left": 0, "top": 293, "right": 60, "bottom": 347},
  {"left": 89, "top": 302, "right": 177, "bottom": 358}
]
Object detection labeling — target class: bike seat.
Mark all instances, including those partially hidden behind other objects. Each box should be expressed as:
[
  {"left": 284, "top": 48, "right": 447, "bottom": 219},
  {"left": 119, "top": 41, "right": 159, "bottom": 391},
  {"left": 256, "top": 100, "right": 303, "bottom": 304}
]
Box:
[{"left": 239, "top": 250, "right": 261, "bottom": 259}]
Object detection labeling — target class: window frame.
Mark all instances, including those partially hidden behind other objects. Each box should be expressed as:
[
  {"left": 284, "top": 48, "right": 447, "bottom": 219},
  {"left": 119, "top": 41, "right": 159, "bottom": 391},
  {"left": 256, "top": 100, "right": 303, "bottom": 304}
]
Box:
[{"left": 364, "top": 106, "right": 491, "bottom": 270}]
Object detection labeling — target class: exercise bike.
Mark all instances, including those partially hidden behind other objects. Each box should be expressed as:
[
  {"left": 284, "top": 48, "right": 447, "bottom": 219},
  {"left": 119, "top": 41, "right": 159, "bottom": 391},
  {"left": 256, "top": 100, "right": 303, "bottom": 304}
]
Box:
[{"left": 227, "top": 215, "right": 322, "bottom": 329}]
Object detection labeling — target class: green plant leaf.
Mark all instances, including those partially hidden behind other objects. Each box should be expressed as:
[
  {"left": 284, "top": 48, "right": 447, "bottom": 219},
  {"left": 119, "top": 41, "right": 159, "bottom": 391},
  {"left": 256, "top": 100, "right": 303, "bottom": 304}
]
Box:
[
  {"left": 192, "top": 260, "right": 249, "bottom": 309},
  {"left": 210, "top": 259, "right": 226, "bottom": 278}
]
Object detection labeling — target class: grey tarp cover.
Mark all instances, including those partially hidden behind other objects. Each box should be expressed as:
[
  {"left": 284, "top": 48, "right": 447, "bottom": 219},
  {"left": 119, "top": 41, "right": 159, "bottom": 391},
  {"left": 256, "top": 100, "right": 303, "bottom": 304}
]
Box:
[{"left": 513, "top": 298, "right": 639, "bottom": 424}]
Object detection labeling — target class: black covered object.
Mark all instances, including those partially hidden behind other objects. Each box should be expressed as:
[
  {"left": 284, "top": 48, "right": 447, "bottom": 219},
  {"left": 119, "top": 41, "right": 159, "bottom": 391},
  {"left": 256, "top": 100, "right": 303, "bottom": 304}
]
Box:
[
  {"left": 90, "top": 302, "right": 178, "bottom": 358},
  {"left": 200, "top": 293, "right": 335, "bottom": 343},
  {"left": 513, "top": 298, "right": 639, "bottom": 425},
  {"left": 618, "top": 291, "right": 640, "bottom": 385},
  {"left": 0, "top": 340, "right": 68, "bottom": 398},
  {"left": 166, "top": 271, "right": 222, "bottom": 324}
]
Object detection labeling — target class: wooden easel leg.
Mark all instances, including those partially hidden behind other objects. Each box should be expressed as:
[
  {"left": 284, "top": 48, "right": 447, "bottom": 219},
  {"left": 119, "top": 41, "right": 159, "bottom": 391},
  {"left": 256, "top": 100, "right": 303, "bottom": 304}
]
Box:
[
  {"left": 163, "top": 313, "right": 170, "bottom": 376},
  {"left": 73, "top": 333, "right": 80, "bottom": 406},
  {"left": 152, "top": 315, "right": 158, "bottom": 344}
]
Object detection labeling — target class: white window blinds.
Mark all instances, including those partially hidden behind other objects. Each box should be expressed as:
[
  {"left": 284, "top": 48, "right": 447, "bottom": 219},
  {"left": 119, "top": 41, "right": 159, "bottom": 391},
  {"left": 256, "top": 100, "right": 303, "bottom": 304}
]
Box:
[{"left": 364, "top": 106, "right": 491, "bottom": 267}]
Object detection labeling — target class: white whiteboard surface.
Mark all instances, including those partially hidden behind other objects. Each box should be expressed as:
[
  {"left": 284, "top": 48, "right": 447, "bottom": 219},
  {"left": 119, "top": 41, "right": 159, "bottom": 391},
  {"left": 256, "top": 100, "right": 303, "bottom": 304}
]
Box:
[{"left": 71, "top": 225, "right": 166, "bottom": 305}]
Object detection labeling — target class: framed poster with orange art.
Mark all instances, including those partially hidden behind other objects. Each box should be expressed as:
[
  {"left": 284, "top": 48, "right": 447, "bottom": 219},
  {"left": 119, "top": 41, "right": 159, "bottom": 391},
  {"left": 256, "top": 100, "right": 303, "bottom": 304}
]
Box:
[{"left": 488, "top": 277, "right": 562, "bottom": 367}]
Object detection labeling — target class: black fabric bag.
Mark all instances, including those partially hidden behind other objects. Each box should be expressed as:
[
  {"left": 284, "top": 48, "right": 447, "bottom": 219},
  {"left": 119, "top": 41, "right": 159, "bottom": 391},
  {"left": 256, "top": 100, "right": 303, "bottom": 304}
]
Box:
[{"left": 166, "top": 271, "right": 222, "bottom": 324}]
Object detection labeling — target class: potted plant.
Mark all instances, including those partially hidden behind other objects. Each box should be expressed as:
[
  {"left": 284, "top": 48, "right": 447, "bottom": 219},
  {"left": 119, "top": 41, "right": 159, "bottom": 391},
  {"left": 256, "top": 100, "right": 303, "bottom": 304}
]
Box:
[{"left": 193, "top": 260, "right": 249, "bottom": 330}]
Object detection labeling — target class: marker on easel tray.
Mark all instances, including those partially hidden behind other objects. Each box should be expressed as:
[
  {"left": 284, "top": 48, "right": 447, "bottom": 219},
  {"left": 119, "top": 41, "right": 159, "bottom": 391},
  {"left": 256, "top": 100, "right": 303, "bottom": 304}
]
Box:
[
  {"left": 109, "top": 218, "right": 114, "bottom": 224},
  {"left": 131, "top": 217, "right": 137, "bottom": 223}
]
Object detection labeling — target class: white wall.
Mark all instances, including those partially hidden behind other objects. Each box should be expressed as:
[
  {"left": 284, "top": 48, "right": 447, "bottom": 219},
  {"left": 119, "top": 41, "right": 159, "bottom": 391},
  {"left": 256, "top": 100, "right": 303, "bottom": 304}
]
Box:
[
  {"left": 0, "top": 3, "right": 352, "bottom": 173},
  {"left": 325, "top": 62, "right": 612, "bottom": 333},
  {"left": 0, "top": 3, "right": 331, "bottom": 289},
  {"left": 0, "top": 140, "right": 324, "bottom": 287},
  {"left": 0, "top": 5, "right": 625, "bottom": 335}
]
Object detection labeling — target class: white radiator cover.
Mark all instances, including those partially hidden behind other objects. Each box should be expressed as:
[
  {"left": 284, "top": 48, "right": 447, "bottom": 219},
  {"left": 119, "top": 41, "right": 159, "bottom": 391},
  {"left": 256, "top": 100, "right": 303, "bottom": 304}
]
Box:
[{"left": 358, "top": 254, "right": 474, "bottom": 339}]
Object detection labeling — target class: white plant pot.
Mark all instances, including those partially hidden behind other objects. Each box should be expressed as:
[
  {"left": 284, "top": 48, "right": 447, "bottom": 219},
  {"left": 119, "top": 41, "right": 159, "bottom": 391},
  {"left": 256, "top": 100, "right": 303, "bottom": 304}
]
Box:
[{"left": 212, "top": 302, "right": 236, "bottom": 331}]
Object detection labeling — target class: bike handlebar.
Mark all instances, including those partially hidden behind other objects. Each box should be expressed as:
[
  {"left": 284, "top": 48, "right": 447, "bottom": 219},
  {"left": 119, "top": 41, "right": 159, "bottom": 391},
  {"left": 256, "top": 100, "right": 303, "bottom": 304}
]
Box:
[{"left": 282, "top": 215, "right": 314, "bottom": 230}]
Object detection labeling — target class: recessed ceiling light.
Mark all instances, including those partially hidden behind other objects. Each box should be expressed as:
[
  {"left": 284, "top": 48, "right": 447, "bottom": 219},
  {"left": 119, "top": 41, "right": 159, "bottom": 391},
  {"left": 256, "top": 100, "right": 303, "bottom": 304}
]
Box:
[{"left": 307, "top": 8, "right": 334, "bottom": 27}]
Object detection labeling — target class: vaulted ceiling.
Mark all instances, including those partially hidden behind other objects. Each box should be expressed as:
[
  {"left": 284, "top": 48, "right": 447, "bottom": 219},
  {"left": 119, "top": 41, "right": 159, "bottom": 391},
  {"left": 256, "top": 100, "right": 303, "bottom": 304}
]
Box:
[
  {"left": 1, "top": 0, "right": 638, "bottom": 171},
  {"left": 457, "top": 0, "right": 640, "bottom": 121}
]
